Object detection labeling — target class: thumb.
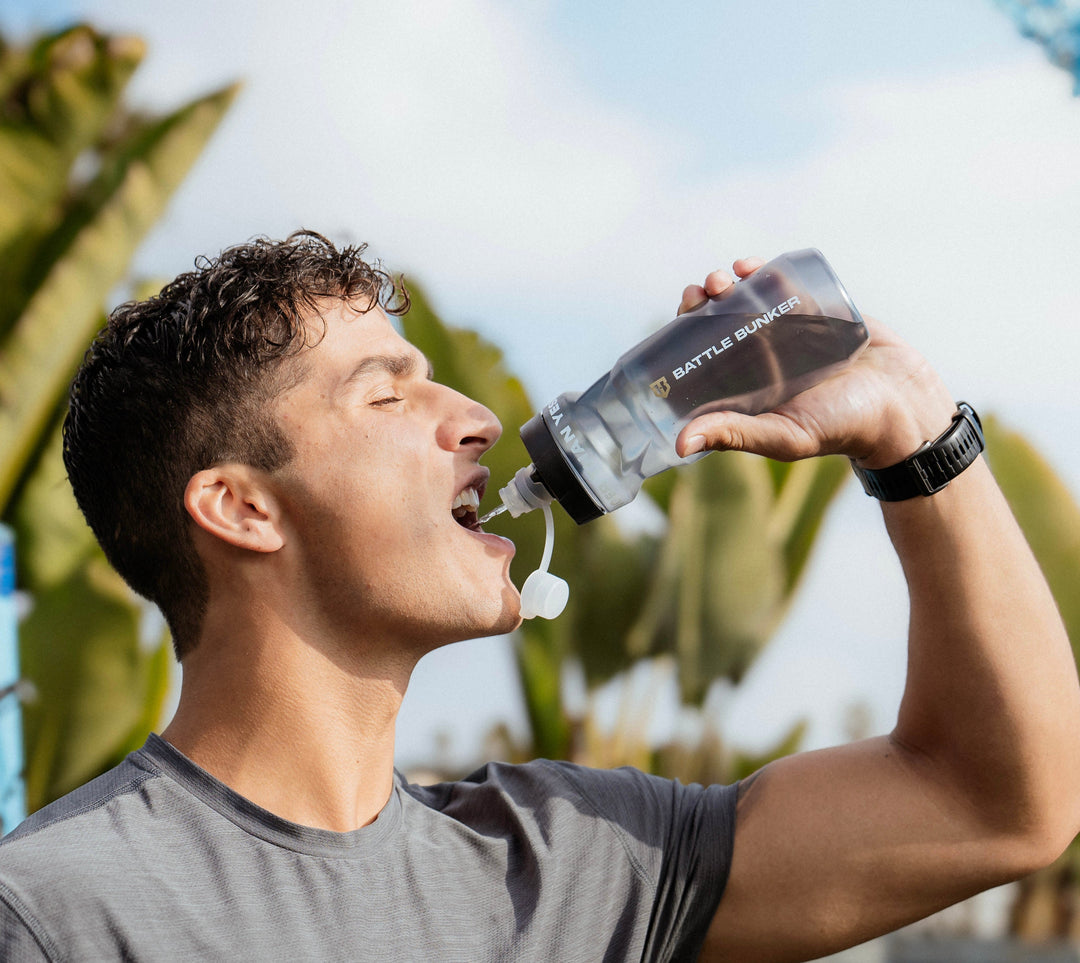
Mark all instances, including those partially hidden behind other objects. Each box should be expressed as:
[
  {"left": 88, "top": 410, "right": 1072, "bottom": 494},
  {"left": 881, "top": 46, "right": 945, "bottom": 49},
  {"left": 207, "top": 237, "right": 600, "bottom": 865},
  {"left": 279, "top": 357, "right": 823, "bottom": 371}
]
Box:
[{"left": 676, "top": 410, "right": 819, "bottom": 462}]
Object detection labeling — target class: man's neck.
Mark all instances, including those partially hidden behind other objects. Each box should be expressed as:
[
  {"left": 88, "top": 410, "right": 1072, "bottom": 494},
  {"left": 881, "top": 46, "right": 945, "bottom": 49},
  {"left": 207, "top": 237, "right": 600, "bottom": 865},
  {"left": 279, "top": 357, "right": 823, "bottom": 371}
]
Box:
[{"left": 161, "top": 627, "right": 413, "bottom": 833}]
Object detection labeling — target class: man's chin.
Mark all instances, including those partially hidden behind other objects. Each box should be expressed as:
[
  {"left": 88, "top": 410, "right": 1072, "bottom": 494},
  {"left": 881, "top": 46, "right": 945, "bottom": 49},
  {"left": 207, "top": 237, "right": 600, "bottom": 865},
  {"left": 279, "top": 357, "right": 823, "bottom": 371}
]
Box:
[
  {"left": 481, "top": 587, "right": 525, "bottom": 638},
  {"left": 428, "top": 588, "right": 523, "bottom": 647},
  {"left": 476, "top": 594, "right": 524, "bottom": 640}
]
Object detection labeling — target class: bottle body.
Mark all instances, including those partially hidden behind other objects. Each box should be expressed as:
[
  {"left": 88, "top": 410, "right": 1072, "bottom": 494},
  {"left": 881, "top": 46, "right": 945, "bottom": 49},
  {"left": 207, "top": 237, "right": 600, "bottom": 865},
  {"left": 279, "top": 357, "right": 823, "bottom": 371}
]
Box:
[{"left": 503, "top": 249, "right": 869, "bottom": 524}]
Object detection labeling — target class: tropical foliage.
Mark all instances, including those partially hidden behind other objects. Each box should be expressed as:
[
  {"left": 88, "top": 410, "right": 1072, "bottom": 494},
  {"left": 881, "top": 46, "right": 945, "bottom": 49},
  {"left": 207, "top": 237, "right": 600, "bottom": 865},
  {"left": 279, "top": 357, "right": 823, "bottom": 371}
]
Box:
[{"left": 0, "top": 25, "right": 236, "bottom": 812}]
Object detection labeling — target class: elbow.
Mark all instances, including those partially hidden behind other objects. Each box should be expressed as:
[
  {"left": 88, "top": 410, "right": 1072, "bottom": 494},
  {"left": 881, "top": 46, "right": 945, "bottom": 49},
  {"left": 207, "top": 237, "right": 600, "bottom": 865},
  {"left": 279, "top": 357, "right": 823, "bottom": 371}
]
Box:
[
  {"left": 935, "top": 750, "right": 1080, "bottom": 884},
  {"left": 1030, "top": 795, "right": 1080, "bottom": 870},
  {"left": 1006, "top": 821, "right": 1078, "bottom": 882},
  {"left": 991, "top": 789, "right": 1080, "bottom": 882},
  {"left": 1024, "top": 742, "right": 1080, "bottom": 872},
  {"left": 953, "top": 724, "right": 1080, "bottom": 880}
]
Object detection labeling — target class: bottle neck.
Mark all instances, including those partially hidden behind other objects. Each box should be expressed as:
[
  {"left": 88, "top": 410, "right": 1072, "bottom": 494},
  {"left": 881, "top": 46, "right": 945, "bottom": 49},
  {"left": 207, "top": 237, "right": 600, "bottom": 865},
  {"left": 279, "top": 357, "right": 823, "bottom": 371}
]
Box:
[{"left": 498, "top": 463, "right": 555, "bottom": 518}]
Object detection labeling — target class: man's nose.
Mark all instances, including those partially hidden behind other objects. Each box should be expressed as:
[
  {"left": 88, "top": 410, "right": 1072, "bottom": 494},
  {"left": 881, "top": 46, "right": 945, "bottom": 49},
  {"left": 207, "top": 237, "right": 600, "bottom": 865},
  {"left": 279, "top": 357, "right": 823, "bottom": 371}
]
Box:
[{"left": 437, "top": 387, "right": 502, "bottom": 453}]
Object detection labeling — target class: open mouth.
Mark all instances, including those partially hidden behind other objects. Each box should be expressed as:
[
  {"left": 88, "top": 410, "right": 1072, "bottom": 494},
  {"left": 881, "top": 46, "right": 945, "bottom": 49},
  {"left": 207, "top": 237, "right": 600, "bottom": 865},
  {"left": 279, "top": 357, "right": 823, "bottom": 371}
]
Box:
[{"left": 452, "top": 485, "right": 482, "bottom": 532}]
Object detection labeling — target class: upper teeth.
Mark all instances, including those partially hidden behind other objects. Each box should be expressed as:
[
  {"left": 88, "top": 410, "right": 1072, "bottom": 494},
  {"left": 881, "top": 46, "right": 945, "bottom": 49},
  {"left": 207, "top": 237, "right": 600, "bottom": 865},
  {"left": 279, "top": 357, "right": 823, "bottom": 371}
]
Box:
[{"left": 452, "top": 486, "right": 480, "bottom": 517}]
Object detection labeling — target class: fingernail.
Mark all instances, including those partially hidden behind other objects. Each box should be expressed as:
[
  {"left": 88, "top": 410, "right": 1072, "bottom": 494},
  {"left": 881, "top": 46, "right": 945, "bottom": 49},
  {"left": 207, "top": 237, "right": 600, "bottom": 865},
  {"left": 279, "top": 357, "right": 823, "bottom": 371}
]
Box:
[{"left": 683, "top": 434, "right": 706, "bottom": 456}]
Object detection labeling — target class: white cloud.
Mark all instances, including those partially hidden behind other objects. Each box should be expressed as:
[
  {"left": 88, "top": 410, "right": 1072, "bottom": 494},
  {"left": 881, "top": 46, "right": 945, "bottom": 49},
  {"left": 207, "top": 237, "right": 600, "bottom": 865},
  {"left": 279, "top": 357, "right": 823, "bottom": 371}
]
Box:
[{"left": 312, "top": 0, "right": 663, "bottom": 263}]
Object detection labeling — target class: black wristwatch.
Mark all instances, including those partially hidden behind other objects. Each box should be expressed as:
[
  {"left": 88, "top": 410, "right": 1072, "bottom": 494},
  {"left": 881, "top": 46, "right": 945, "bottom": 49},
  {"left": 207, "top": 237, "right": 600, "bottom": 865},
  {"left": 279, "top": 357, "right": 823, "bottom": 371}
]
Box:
[{"left": 851, "top": 402, "right": 985, "bottom": 501}]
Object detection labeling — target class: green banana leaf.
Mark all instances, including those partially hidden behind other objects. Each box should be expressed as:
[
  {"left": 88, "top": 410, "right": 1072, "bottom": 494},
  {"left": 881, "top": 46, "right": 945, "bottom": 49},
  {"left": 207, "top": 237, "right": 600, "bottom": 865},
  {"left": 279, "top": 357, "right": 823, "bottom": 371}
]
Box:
[
  {"left": 20, "top": 551, "right": 171, "bottom": 810},
  {"left": 626, "top": 451, "right": 849, "bottom": 703},
  {"left": 11, "top": 398, "right": 100, "bottom": 591},
  {"left": 0, "top": 78, "right": 239, "bottom": 509},
  {"left": 984, "top": 415, "right": 1080, "bottom": 668},
  {"left": 0, "top": 26, "right": 237, "bottom": 813},
  {"left": 0, "top": 27, "right": 145, "bottom": 329},
  {"left": 561, "top": 515, "right": 659, "bottom": 690},
  {"left": 769, "top": 455, "right": 851, "bottom": 595}
]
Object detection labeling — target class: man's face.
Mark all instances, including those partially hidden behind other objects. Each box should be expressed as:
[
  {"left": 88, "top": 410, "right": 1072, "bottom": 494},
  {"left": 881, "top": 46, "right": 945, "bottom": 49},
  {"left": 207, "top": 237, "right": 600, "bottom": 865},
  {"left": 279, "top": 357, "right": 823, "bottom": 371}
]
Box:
[{"left": 266, "top": 299, "right": 520, "bottom": 654}]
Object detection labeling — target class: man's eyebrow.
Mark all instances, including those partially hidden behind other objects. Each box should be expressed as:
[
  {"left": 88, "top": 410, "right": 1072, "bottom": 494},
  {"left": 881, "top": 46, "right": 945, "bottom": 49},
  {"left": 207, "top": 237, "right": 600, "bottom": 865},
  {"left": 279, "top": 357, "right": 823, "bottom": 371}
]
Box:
[{"left": 344, "top": 352, "right": 434, "bottom": 382}]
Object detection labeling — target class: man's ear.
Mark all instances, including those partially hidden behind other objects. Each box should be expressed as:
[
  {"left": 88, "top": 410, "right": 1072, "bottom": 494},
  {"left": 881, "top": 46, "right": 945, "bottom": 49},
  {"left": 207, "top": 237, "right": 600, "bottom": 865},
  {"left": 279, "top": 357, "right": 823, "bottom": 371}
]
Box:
[{"left": 183, "top": 465, "right": 285, "bottom": 553}]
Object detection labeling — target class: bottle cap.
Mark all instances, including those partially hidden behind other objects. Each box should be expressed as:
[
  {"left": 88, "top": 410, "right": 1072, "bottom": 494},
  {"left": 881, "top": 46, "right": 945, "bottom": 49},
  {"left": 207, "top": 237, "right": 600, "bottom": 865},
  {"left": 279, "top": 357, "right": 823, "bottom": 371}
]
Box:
[
  {"left": 521, "top": 413, "right": 604, "bottom": 524},
  {"left": 518, "top": 569, "right": 569, "bottom": 620}
]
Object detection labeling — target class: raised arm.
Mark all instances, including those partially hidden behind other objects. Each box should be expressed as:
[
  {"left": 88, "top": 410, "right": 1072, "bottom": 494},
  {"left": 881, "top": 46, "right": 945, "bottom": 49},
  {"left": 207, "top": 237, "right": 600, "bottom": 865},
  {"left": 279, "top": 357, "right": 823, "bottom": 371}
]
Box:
[{"left": 679, "top": 262, "right": 1080, "bottom": 963}]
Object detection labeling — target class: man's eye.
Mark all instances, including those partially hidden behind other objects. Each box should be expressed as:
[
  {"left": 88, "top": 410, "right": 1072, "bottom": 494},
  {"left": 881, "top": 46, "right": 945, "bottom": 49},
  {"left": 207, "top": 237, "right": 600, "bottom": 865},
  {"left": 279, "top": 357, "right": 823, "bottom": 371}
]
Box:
[{"left": 370, "top": 396, "right": 403, "bottom": 407}]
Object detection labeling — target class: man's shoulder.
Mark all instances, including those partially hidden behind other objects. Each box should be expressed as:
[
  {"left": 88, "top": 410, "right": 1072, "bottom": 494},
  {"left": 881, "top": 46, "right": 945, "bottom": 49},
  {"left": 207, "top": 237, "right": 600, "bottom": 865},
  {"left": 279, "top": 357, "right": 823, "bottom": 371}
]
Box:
[
  {"left": 0, "top": 748, "right": 162, "bottom": 866},
  {"left": 0, "top": 743, "right": 189, "bottom": 955},
  {"left": 403, "top": 757, "right": 736, "bottom": 848}
]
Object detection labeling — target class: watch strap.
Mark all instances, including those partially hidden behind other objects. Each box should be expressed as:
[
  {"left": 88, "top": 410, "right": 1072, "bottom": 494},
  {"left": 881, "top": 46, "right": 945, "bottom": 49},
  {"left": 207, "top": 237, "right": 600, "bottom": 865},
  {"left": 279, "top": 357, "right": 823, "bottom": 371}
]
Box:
[{"left": 852, "top": 402, "right": 985, "bottom": 501}]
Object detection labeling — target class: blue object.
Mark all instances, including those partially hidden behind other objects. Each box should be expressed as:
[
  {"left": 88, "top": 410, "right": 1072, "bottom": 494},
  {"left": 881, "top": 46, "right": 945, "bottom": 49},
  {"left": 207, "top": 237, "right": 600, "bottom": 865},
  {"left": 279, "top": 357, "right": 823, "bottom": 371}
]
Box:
[
  {"left": 0, "top": 524, "right": 26, "bottom": 834},
  {"left": 995, "top": 0, "right": 1080, "bottom": 92}
]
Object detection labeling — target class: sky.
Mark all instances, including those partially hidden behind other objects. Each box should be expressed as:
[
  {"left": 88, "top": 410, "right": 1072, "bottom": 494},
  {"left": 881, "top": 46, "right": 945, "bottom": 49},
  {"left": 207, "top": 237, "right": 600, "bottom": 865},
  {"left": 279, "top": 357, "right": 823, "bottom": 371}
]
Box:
[{"left": 4, "top": 0, "right": 1079, "bottom": 772}]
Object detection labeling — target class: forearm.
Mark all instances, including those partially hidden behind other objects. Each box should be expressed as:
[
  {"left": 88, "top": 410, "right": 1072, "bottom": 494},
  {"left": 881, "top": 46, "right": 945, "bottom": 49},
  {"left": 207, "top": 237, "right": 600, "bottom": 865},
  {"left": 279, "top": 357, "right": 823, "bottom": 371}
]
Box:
[{"left": 887, "top": 454, "right": 1080, "bottom": 852}]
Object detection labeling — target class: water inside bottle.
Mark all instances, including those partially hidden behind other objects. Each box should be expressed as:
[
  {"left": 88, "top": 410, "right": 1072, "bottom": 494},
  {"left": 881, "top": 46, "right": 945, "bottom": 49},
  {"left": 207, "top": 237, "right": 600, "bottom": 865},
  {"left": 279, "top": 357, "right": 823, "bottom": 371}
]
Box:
[{"left": 579, "top": 312, "right": 868, "bottom": 494}]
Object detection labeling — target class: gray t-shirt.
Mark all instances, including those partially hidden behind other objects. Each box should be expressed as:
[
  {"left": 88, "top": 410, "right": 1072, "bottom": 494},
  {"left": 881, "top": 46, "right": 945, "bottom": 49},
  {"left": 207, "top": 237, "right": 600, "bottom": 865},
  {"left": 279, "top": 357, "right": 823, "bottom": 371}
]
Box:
[{"left": 0, "top": 734, "right": 737, "bottom": 962}]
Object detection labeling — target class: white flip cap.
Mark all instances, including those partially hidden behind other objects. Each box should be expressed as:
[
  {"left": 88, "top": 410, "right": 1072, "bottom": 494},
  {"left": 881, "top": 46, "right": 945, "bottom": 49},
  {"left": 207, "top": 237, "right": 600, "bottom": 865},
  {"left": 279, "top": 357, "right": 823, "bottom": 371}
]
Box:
[
  {"left": 519, "top": 569, "right": 569, "bottom": 620},
  {"left": 517, "top": 502, "right": 569, "bottom": 620}
]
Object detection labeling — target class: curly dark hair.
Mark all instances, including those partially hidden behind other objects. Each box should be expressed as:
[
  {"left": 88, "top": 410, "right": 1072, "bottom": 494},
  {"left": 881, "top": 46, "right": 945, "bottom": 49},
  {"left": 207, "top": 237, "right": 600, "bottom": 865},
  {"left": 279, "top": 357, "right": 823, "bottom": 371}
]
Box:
[{"left": 63, "top": 230, "right": 409, "bottom": 659}]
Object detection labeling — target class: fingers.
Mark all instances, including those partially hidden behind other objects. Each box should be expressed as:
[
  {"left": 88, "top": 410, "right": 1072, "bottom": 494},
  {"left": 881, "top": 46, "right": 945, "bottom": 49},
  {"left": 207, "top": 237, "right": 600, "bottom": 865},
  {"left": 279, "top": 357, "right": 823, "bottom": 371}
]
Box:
[
  {"left": 678, "top": 283, "right": 709, "bottom": 316},
  {"left": 702, "top": 268, "right": 736, "bottom": 298},
  {"left": 733, "top": 256, "right": 765, "bottom": 278},
  {"left": 678, "top": 271, "right": 733, "bottom": 314},
  {"left": 677, "top": 257, "right": 765, "bottom": 315}
]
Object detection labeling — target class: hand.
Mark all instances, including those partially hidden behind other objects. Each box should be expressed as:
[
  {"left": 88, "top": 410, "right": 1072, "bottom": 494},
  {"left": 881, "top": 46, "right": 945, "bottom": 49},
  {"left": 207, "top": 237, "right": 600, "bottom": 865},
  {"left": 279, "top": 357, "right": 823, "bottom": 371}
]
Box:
[{"left": 674, "top": 259, "right": 957, "bottom": 470}]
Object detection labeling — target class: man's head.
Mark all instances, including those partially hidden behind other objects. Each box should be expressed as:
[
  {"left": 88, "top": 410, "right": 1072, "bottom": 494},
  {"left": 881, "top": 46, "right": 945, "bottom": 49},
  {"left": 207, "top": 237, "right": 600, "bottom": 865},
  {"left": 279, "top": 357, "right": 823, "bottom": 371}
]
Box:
[{"left": 63, "top": 231, "right": 410, "bottom": 658}]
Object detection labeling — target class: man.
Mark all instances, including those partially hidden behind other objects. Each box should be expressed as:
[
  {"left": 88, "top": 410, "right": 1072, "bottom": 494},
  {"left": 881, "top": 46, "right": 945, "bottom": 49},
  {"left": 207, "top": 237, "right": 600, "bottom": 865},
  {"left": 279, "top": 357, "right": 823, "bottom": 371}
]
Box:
[{"left": 1, "top": 231, "right": 1078, "bottom": 962}]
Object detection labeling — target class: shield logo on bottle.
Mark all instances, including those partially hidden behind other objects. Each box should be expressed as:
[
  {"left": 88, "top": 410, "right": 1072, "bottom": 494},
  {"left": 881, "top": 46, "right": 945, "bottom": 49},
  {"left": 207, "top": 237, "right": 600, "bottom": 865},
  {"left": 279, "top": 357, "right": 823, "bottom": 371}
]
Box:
[{"left": 649, "top": 377, "right": 671, "bottom": 399}]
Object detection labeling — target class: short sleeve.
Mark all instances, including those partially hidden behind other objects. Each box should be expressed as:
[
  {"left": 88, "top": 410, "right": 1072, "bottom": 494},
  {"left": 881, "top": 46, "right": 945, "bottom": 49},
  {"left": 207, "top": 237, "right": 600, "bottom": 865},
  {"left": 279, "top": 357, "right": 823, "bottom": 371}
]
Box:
[{"left": 540, "top": 762, "right": 738, "bottom": 962}]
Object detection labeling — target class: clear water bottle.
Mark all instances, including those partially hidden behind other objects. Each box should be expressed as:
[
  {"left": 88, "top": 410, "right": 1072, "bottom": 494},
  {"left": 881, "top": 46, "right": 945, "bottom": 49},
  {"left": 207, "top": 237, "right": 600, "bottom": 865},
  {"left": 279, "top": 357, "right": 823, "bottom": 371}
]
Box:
[{"left": 488, "top": 249, "right": 869, "bottom": 525}]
